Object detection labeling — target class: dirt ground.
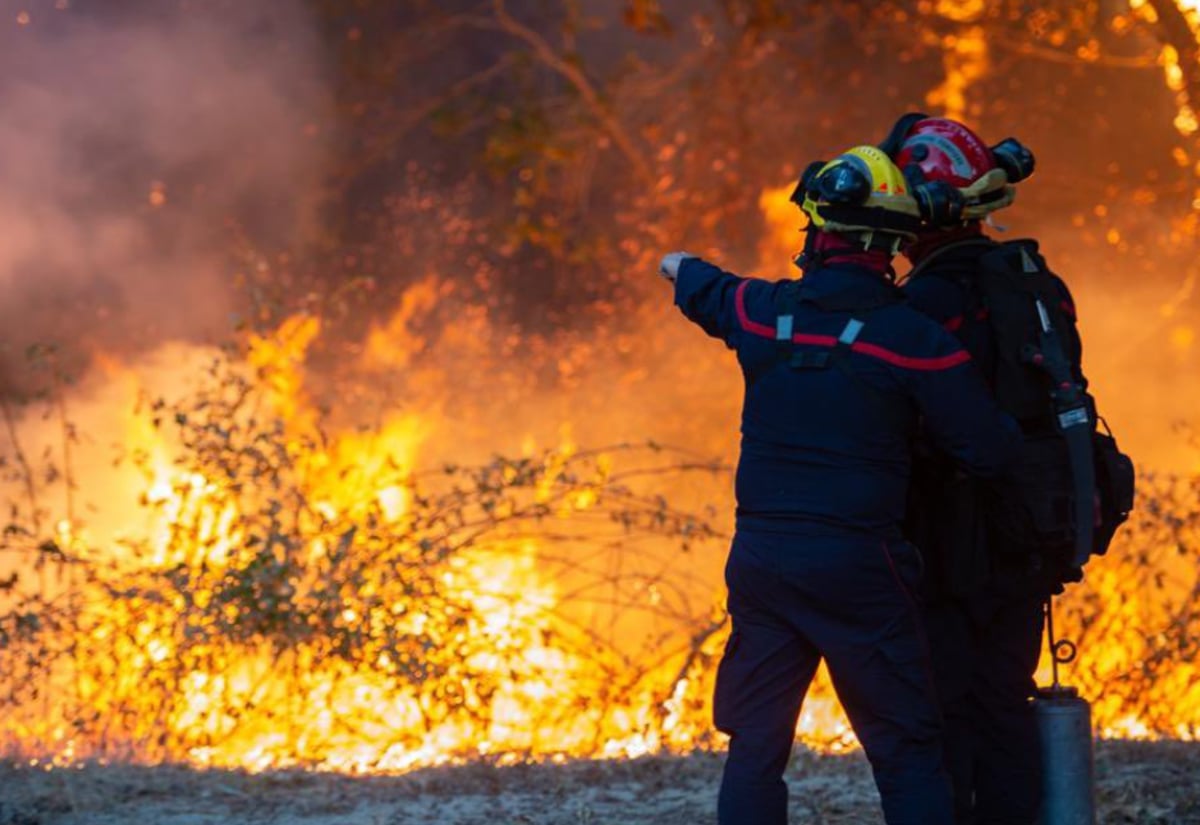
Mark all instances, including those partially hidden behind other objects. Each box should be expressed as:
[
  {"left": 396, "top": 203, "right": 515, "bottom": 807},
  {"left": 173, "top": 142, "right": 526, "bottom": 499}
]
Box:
[{"left": 1, "top": 741, "right": 1197, "bottom": 825}]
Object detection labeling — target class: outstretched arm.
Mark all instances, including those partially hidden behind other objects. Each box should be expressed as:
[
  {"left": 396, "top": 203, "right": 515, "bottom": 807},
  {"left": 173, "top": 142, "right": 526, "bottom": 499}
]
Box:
[{"left": 666, "top": 255, "right": 752, "bottom": 345}]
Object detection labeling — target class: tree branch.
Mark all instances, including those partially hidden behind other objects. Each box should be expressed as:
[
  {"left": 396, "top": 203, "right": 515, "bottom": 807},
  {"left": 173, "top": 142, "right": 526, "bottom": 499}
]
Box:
[
  {"left": 468, "top": 0, "right": 654, "bottom": 184},
  {"left": 340, "top": 55, "right": 516, "bottom": 184}
]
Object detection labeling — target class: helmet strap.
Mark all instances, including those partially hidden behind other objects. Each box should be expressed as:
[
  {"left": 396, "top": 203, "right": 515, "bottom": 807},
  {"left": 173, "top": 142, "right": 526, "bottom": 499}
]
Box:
[{"left": 794, "top": 225, "right": 821, "bottom": 272}]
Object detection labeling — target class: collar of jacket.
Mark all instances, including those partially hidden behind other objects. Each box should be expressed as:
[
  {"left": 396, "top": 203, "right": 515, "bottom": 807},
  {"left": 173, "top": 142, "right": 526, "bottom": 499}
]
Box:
[
  {"left": 799, "top": 263, "right": 902, "bottom": 301},
  {"left": 905, "top": 236, "right": 998, "bottom": 282},
  {"left": 904, "top": 224, "right": 990, "bottom": 269}
]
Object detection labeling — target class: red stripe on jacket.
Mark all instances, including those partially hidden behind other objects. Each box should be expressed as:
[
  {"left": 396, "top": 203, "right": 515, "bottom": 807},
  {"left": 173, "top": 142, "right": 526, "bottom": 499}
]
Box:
[
  {"left": 734, "top": 281, "right": 971, "bottom": 372},
  {"left": 850, "top": 341, "right": 971, "bottom": 370},
  {"left": 735, "top": 280, "right": 777, "bottom": 337}
]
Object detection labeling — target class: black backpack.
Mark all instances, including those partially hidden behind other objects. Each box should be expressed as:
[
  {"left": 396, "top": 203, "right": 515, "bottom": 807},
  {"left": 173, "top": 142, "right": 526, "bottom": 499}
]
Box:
[{"left": 924, "top": 240, "right": 1135, "bottom": 582}]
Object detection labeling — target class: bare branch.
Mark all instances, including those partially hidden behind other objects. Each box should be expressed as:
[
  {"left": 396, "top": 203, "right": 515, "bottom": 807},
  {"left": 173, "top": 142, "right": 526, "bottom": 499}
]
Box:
[{"left": 467, "top": 0, "right": 654, "bottom": 183}]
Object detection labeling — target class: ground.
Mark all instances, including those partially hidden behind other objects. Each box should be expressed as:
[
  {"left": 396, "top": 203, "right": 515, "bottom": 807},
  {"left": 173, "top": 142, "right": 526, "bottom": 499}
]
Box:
[{"left": 2, "top": 742, "right": 1197, "bottom": 824}]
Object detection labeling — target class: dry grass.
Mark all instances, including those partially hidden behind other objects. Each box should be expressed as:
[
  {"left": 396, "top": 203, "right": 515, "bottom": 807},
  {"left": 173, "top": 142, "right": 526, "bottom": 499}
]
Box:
[{"left": 1, "top": 741, "right": 1196, "bottom": 825}]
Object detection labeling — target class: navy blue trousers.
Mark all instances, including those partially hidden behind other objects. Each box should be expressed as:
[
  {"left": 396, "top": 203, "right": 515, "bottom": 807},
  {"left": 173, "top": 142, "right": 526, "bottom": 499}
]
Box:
[
  {"left": 714, "top": 530, "right": 954, "bottom": 825},
  {"left": 924, "top": 593, "right": 1045, "bottom": 825}
]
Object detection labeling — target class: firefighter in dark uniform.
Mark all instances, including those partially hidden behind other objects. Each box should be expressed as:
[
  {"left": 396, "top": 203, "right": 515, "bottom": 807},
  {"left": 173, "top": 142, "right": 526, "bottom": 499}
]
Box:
[
  {"left": 660, "top": 145, "right": 1020, "bottom": 825},
  {"left": 883, "top": 114, "right": 1071, "bottom": 825}
]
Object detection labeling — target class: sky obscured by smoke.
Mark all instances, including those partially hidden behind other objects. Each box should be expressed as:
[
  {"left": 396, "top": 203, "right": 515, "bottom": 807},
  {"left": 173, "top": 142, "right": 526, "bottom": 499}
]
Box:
[{"left": 0, "top": 0, "right": 329, "bottom": 391}]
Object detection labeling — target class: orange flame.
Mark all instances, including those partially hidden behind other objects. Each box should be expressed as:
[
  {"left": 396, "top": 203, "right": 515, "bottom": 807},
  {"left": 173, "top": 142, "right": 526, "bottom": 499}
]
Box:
[{"left": 3, "top": 9, "right": 1200, "bottom": 773}]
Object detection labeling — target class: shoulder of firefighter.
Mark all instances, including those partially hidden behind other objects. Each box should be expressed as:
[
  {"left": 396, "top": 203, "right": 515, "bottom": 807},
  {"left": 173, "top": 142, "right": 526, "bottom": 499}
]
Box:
[
  {"left": 673, "top": 256, "right": 1021, "bottom": 480},
  {"left": 904, "top": 238, "right": 1085, "bottom": 386}
]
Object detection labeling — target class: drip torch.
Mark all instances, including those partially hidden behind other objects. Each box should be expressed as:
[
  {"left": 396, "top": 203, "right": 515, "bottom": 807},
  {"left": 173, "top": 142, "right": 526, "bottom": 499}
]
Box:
[{"left": 1035, "top": 597, "right": 1095, "bottom": 825}]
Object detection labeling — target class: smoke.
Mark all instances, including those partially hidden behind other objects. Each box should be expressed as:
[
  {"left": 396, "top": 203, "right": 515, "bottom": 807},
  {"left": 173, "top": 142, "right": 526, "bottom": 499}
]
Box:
[{"left": 0, "top": 0, "right": 330, "bottom": 392}]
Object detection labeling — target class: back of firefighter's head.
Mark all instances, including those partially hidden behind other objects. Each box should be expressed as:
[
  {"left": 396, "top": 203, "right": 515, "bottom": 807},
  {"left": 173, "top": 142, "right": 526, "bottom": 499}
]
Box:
[
  {"left": 883, "top": 113, "right": 1036, "bottom": 227},
  {"left": 791, "top": 145, "right": 922, "bottom": 255}
]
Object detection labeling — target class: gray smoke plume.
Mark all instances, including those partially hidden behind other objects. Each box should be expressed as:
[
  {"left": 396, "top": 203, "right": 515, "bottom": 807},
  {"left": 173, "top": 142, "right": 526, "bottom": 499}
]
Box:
[{"left": 0, "top": 0, "right": 330, "bottom": 392}]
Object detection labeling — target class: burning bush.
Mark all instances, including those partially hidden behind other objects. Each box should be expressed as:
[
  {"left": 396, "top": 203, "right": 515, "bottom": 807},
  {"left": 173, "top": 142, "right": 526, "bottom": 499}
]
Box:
[
  {"left": 1054, "top": 470, "right": 1200, "bottom": 738},
  {"left": 0, "top": 328, "right": 735, "bottom": 770},
  {"left": 0, "top": 316, "right": 1197, "bottom": 773}
]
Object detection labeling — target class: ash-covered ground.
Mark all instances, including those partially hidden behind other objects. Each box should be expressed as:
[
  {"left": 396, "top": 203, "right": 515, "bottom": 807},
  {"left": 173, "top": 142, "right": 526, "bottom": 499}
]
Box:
[{"left": 1, "top": 741, "right": 1197, "bottom": 824}]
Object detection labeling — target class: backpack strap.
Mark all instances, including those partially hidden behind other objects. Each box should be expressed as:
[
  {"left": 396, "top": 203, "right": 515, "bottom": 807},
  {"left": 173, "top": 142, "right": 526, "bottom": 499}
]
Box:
[{"left": 1025, "top": 290, "right": 1095, "bottom": 570}]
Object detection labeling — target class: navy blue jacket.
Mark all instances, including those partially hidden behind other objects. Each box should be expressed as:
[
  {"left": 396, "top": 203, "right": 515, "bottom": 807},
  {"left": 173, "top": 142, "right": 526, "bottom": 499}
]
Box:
[{"left": 674, "top": 257, "right": 1019, "bottom": 540}]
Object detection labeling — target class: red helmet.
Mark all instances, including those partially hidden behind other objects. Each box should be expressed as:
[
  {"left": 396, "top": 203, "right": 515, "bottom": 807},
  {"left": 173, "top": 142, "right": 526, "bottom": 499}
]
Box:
[
  {"left": 881, "top": 114, "right": 1035, "bottom": 222},
  {"left": 894, "top": 117, "right": 996, "bottom": 188}
]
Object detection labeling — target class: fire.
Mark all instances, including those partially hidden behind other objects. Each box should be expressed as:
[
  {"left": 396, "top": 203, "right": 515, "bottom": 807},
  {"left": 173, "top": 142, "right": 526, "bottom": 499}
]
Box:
[
  {"left": 0, "top": 248, "right": 876, "bottom": 770},
  {"left": 0, "top": 231, "right": 1197, "bottom": 776},
  {"left": 0, "top": 306, "right": 729, "bottom": 771},
  {"left": 1130, "top": 1, "right": 1200, "bottom": 138},
  {"left": 758, "top": 184, "right": 806, "bottom": 270},
  {"left": 1, "top": 2, "right": 1199, "bottom": 777},
  {"left": 922, "top": 1, "right": 989, "bottom": 123},
  {"left": 7, "top": 184, "right": 1192, "bottom": 777}
]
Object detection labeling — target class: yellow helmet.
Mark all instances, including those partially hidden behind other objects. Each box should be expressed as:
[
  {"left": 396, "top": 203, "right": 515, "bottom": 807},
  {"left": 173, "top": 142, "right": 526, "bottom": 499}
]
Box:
[{"left": 792, "top": 145, "right": 922, "bottom": 247}]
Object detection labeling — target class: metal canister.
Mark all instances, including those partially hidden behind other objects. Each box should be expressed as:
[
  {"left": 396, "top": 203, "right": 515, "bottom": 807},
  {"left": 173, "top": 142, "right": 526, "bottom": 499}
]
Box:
[{"left": 1034, "top": 685, "right": 1096, "bottom": 825}]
